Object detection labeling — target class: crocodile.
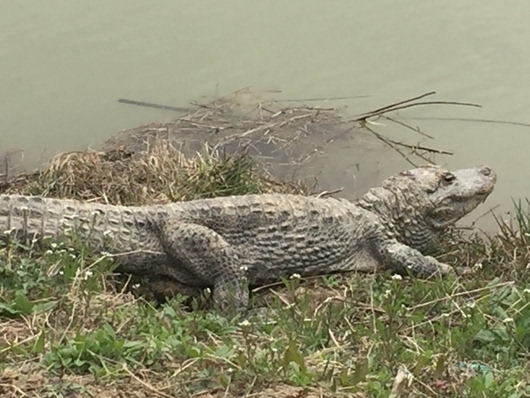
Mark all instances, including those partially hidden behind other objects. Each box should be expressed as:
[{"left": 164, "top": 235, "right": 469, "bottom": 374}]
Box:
[{"left": 0, "top": 164, "right": 496, "bottom": 315}]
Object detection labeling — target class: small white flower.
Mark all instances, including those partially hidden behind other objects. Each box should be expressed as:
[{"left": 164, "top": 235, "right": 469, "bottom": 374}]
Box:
[
  {"left": 238, "top": 319, "right": 251, "bottom": 327},
  {"left": 50, "top": 243, "right": 57, "bottom": 249},
  {"left": 45, "top": 249, "right": 53, "bottom": 255},
  {"left": 239, "top": 265, "right": 248, "bottom": 272},
  {"left": 69, "top": 254, "right": 76, "bottom": 259},
  {"left": 103, "top": 230, "right": 113, "bottom": 237},
  {"left": 503, "top": 317, "right": 514, "bottom": 324},
  {"left": 3, "top": 229, "right": 13, "bottom": 235},
  {"left": 383, "top": 289, "right": 392, "bottom": 298},
  {"left": 132, "top": 283, "right": 141, "bottom": 289},
  {"left": 82, "top": 269, "right": 94, "bottom": 280},
  {"left": 59, "top": 270, "right": 64, "bottom": 276},
  {"left": 466, "top": 301, "right": 476, "bottom": 309},
  {"left": 290, "top": 273, "right": 301, "bottom": 279},
  {"left": 391, "top": 274, "right": 403, "bottom": 280},
  {"left": 474, "top": 262, "right": 483, "bottom": 269}
]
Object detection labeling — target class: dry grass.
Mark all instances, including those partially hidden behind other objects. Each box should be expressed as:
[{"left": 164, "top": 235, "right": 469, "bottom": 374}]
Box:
[{"left": 0, "top": 139, "right": 311, "bottom": 205}]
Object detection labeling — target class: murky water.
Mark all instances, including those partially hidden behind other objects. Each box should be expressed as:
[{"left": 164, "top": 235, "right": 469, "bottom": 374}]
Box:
[{"left": 2, "top": 2, "right": 530, "bottom": 232}]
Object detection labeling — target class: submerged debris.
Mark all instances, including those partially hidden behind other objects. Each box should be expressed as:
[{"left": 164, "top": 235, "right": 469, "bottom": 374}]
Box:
[{"left": 1, "top": 89, "right": 461, "bottom": 205}]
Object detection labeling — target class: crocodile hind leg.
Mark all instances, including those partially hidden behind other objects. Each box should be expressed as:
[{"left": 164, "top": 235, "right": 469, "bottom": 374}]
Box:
[{"left": 159, "top": 220, "right": 249, "bottom": 316}]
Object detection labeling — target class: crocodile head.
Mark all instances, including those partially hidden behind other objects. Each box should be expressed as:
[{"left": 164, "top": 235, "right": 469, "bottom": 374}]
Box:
[{"left": 358, "top": 164, "right": 497, "bottom": 253}]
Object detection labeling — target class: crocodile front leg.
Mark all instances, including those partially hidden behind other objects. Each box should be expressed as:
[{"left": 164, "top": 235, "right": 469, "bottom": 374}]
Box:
[
  {"left": 374, "top": 239, "right": 455, "bottom": 278},
  {"left": 159, "top": 220, "right": 249, "bottom": 316}
]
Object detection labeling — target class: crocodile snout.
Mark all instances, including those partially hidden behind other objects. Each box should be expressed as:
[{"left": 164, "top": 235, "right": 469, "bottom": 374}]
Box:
[
  {"left": 479, "top": 165, "right": 496, "bottom": 180},
  {"left": 480, "top": 166, "right": 493, "bottom": 176},
  {"left": 476, "top": 165, "right": 497, "bottom": 187},
  {"left": 475, "top": 165, "right": 497, "bottom": 198}
]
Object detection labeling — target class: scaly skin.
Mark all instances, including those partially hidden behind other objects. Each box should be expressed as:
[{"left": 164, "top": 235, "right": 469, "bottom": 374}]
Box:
[{"left": 0, "top": 164, "right": 497, "bottom": 315}]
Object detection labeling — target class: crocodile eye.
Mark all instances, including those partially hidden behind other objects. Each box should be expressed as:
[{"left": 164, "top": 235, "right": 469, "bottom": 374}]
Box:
[{"left": 442, "top": 173, "right": 455, "bottom": 184}]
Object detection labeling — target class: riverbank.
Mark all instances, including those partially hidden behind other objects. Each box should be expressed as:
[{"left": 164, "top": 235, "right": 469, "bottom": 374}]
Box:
[{"left": 1, "top": 96, "right": 529, "bottom": 397}]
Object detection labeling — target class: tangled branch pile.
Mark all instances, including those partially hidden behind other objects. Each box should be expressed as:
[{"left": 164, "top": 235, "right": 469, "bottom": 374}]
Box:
[{"left": 0, "top": 89, "right": 458, "bottom": 205}]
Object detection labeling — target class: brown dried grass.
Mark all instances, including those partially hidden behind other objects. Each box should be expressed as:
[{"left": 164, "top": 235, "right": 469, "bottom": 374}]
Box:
[{"left": 0, "top": 139, "right": 312, "bottom": 206}]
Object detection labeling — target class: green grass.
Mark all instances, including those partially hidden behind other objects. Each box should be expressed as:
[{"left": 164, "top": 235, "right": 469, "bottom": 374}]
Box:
[
  {"left": 2, "top": 229, "right": 530, "bottom": 398},
  {"left": 1, "top": 149, "right": 530, "bottom": 397}
]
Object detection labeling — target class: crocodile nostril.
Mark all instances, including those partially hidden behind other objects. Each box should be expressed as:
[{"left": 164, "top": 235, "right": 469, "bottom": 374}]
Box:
[{"left": 480, "top": 166, "right": 492, "bottom": 176}]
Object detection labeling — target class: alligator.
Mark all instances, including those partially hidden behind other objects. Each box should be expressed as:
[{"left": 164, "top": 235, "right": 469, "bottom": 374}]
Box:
[{"left": 0, "top": 164, "right": 496, "bottom": 315}]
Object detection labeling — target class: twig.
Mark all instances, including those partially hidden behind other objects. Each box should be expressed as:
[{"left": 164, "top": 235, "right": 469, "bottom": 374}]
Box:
[
  {"left": 356, "top": 91, "right": 437, "bottom": 119},
  {"left": 275, "top": 95, "right": 370, "bottom": 102},
  {"left": 360, "top": 123, "right": 420, "bottom": 167},
  {"left": 352, "top": 91, "right": 481, "bottom": 122},
  {"left": 0, "top": 384, "right": 25, "bottom": 397},
  {"left": 375, "top": 100, "right": 480, "bottom": 115},
  {"left": 315, "top": 187, "right": 344, "bottom": 198},
  {"left": 411, "top": 116, "right": 530, "bottom": 128},
  {"left": 468, "top": 205, "right": 500, "bottom": 227},
  {"left": 122, "top": 364, "right": 175, "bottom": 398},
  {"left": 383, "top": 115, "right": 435, "bottom": 139},
  {"left": 385, "top": 139, "right": 453, "bottom": 156},
  {"left": 389, "top": 365, "right": 413, "bottom": 397},
  {"left": 118, "top": 98, "right": 190, "bottom": 113},
  {"left": 354, "top": 100, "right": 481, "bottom": 122}
]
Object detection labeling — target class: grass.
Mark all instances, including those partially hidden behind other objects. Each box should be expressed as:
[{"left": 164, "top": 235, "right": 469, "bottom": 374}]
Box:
[{"left": 1, "top": 141, "right": 530, "bottom": 397}]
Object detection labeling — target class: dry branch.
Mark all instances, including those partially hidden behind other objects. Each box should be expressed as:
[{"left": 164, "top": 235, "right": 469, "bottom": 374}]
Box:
[
  {"left": 353, "top": 91, "right": 481, "bottom": 122},
  {"left": 118, "top": 98, "right": 190, "bottom": 113}
]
